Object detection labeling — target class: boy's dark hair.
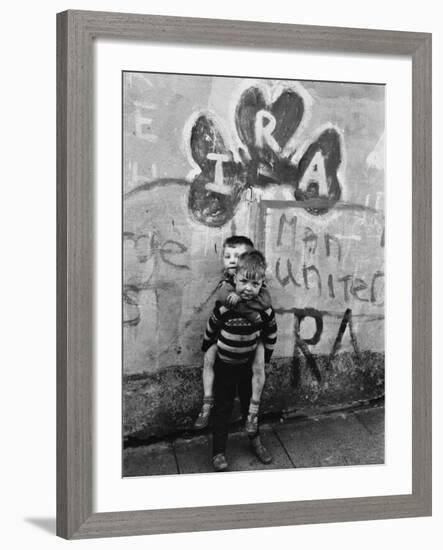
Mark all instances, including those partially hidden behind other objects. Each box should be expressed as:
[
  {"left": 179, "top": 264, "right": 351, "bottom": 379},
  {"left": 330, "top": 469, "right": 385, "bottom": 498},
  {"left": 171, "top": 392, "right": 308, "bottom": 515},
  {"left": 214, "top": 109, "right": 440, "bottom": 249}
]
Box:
[
  {"left": 223, "top": 235, "right": 254, "bottom": 249},
  {"left": 236, "top": 250, "right": 267, "bottom": 280}
]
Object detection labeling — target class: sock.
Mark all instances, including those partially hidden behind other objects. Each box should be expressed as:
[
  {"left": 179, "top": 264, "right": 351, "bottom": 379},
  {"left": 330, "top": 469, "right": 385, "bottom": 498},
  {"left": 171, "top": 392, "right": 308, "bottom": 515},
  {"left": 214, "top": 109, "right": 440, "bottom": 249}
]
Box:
[
  {"left": 203, "top": 396, "right": 214, "bottom": 410},
  {"left": 248, "top": 399, "right": 260, "bottom": 416}
]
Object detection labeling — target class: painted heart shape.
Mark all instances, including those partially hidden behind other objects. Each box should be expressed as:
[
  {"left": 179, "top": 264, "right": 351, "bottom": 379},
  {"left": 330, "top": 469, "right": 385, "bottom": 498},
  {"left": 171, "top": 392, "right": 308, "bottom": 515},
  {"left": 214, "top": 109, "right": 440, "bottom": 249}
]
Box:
[
  {"left": 293, "top": 127, "right": 343, "bottom": 215},
  {"left": 187, "top": 84, "right": 343, "bottom": 226},
  {"left": 188, "top": 114, "right": 247, "bottom": 227},
  {"left": 235, "top": 86, "right": 304, "bottom": 160}
]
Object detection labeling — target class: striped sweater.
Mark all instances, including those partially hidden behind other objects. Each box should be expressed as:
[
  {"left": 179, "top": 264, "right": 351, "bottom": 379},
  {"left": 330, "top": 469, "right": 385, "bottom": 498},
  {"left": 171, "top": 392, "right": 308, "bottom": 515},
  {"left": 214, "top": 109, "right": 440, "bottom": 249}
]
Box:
[{"left": 201, "top": 302, "right": 277, "bottom": 365}]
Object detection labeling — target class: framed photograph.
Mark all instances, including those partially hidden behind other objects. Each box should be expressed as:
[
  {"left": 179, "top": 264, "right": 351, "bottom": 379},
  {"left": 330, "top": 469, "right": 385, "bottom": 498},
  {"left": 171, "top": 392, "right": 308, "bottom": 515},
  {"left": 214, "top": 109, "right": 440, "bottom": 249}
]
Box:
[{"left": 57, "top": 10, "right": 431, "bottom": 539}]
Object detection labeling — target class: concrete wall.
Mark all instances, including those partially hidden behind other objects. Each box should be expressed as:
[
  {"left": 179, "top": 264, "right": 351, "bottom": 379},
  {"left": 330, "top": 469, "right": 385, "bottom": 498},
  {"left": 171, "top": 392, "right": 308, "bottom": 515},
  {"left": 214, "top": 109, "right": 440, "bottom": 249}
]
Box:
[{"left": 123, "top": 74, "right": 385, "bottom": 439}]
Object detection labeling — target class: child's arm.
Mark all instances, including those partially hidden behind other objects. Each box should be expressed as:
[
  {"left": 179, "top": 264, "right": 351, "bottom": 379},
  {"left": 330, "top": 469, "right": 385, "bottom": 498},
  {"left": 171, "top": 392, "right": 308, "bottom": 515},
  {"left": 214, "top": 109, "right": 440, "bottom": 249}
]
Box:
[
  {"left": 201, "top": 302, "right": 224, "bottom": 352},
  {"left": 260, "top": 306, "right": 278, "bottom": 363},
  {"left": 242, "top": 286, "right": 272, "bottom": 312},
  {"left": 216, "top": 279, "right": 241, "bottom": 308},
  {"left": 231, "top": 286, "right": 272, "bottom": 319},
  {"left": 217, "top": 280, "right": 272, "bottom": 316}
]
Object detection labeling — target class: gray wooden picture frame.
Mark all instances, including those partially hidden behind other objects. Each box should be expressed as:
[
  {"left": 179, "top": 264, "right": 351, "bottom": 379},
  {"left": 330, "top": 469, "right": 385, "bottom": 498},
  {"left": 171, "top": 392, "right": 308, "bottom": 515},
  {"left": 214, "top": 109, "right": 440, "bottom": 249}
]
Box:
[{"left": 56, "top": 9, "right": 432, "bottom": 539}]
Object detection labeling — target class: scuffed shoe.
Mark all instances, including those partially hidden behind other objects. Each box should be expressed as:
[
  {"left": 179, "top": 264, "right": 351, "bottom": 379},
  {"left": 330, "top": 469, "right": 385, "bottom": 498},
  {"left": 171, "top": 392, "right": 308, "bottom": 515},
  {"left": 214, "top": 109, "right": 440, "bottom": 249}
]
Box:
[
  {"left": 250, "top": 436, "right": 273, "bottom": 464},
  {"left": 212, "top": 453, "right": 228, "bottom": 472},
  {"left": 245, "top": 412, "right": 258, "bottom": 435},
  {"left": 193, "top": 399, "right": 213, "bottom": 429}
]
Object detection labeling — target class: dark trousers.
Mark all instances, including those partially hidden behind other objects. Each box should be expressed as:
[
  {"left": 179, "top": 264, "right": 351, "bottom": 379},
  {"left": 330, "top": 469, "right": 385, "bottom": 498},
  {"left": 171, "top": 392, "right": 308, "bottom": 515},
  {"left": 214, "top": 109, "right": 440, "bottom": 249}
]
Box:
[{"left": 212, "top": 358, "right": 253, "bottom": 456}]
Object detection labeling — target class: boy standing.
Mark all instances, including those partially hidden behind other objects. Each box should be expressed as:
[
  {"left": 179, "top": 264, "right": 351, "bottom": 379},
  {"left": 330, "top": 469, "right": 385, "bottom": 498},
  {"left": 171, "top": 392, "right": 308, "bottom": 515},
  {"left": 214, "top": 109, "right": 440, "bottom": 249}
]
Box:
[
  {"left": 201, "top": 250, "right": 277, "bottom": 472},
  {"left": 194, "top": 236, "right": 271, "bottom": 435}
]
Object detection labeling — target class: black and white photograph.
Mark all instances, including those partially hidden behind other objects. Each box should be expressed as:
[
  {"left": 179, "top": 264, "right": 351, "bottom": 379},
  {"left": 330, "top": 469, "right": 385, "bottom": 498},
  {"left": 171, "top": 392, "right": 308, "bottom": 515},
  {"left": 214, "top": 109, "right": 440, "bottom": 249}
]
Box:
[
  {"left": 123, "top": 72, "right": 385, "bottom": 476},
  {"left": 2, "top": 0, "right": 438, "bottom": 547}
]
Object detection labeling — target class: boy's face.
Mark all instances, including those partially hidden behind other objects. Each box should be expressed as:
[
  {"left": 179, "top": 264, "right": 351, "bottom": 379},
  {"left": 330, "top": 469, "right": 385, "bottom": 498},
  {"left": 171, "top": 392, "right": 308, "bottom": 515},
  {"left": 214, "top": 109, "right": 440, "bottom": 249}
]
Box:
[
  {"left": 223, "top": 244, "right": 250, "bottom": 274},
  {"left": 234, "top": 269, "right": 264, "bottom": 301}
]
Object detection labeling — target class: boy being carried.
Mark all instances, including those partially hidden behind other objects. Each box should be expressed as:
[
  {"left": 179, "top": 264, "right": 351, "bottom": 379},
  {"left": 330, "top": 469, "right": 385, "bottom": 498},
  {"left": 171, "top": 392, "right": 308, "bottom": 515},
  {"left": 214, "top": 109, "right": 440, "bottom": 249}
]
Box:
[
  {"left": 201, "top": 250, "right": 277, "bottom": 471},
  {"left": 194, "top": 236, "right": 272, "bottom": 435}
]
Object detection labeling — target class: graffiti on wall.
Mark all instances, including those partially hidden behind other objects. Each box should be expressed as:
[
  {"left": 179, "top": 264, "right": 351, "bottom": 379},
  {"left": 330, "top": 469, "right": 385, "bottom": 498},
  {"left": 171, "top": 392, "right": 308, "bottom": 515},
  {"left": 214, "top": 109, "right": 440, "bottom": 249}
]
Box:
[
  {"left": 123, "top": 73, "right": 385, "bottom": 376},
  {"left": 187, "top": 82, "right": 344, "bottom": 226}
]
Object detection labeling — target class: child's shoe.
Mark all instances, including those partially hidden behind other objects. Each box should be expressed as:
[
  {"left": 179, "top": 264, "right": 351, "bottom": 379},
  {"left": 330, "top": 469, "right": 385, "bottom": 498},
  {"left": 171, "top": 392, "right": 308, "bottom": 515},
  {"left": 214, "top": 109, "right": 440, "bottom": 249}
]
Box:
[
  {"left": 193, "top": 397, "right": 213, "bottom": 430},
  {"left": 212, "top": 453, "right": 228, "bottom": 472},
  {"left": 250, "top": 436, "right": 273, "bottom": 464},
  {"left": 245, "top": 412, "right": 258, "bottom": 435}
]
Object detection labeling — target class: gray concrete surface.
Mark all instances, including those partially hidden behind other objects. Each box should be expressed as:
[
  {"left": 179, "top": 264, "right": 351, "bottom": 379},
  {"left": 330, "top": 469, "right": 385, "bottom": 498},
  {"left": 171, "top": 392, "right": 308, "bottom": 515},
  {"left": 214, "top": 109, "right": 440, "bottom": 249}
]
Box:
[{"left": 123, "top": 404, "right": 384, "bottom": 476}]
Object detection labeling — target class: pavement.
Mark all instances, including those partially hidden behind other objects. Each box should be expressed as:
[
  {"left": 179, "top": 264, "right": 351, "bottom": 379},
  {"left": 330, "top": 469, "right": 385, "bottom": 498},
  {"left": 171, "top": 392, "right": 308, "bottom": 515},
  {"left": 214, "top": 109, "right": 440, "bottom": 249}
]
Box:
[{"left": 123, "top": 403, "right": 384, "bottom": 476}]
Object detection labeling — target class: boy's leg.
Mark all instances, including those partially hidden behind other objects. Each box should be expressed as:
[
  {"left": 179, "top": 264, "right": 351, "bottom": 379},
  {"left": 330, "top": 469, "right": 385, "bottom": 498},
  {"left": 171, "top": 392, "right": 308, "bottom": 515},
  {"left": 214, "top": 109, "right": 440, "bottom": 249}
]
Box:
[
  {"left": 238, "top": 361, "right": 273, "bottom": 465},
  {"left": 203, "top": 344, "right": 217, "bottom": 397},
  {"left": 193, "top": 344, "right": 217, "bottom": 429},
  {"left": 237, "top": 363, "right": 253, "bottom": 423},
  {"left": 212, "top": 361, "right": 236, "bottom": 468},
  {"left": 246, "top": 341, "right": 265, "bottom": 435}
]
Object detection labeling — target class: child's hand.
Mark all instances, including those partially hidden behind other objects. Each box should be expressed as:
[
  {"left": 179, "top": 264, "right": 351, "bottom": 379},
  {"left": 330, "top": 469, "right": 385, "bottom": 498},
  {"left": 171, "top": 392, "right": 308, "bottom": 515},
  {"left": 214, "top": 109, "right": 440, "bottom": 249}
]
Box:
[{"left": 227, "top": 292, "right": 241, "bottom": 307}]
